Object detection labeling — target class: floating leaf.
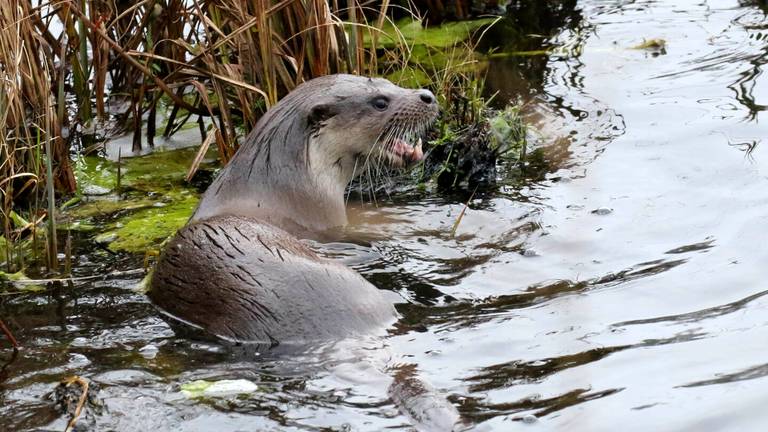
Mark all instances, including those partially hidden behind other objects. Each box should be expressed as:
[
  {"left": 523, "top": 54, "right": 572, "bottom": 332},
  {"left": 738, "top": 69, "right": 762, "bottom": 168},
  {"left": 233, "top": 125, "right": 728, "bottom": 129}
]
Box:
[{"left": 180, "top": 379, "right": 259, "bottom": 398}]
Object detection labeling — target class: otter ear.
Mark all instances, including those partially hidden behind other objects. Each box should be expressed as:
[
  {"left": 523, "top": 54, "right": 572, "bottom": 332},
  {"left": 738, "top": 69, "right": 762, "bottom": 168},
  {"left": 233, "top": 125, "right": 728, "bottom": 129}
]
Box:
[{"left": 308, "top": 104, "right": 337, "bottom": 125}]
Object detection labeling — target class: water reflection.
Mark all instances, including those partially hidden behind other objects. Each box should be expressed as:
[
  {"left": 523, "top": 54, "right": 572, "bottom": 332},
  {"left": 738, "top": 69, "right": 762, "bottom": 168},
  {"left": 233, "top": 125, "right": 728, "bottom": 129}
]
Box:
[
  {"left": 458, "top": 386, "right": 624, "bottom": 423},
  {"left": 395, "top": 255, "right": 688, "bottom": 332}
]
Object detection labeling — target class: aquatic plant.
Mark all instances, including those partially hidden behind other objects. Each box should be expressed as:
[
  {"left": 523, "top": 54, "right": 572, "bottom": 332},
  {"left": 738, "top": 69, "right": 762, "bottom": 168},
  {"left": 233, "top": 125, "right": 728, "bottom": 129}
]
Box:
[{"left": 374, "top": 15, "right": 529, "bottom": 193}]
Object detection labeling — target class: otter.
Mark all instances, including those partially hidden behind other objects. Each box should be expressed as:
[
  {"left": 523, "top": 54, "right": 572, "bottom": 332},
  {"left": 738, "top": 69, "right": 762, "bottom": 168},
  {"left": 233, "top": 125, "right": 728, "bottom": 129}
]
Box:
[{"left": 148, "top": 74, "right": 438, "bottom": 343}]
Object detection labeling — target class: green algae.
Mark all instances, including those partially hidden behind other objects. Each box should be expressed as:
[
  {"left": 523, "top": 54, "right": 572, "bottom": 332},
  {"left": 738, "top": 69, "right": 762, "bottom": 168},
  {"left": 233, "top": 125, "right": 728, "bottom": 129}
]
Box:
[
  {"left": 407, "top": 44, "right": 482, "bottom": 71},
  {"left": 57, "top": 221, "right": 97, "bottom": 232},
  {"left": 0, "top": 270, "right": 45, "bottom": 292},
  {"left": 372, "top": 17, "right": 497, "bottom": 49},
  {"left": 386, "top": 66, "right": 431, "bottom": 88},
  {"left": 370, "top": 17, "right": 497, "bottom": 72},
  {"left": 95, "top": 192, "right": 198, "bottom": 253},
  {"left": 74, "top": 155, "right": 118, "bottom": 193},
  {"left": 65, "top": 197, "right": 156, "bottom": 219},
  {"left": 122, "top": 147, "right": 203, "bottom": 190},
  {"left": 0, "top": 232, "right": 44, "bottom": 274},
  {"left": 64, "top": 147, "right": 212, "bottom": 253},
  {"left": 75, "top": 147, "right": 207, "bottom": 193}
]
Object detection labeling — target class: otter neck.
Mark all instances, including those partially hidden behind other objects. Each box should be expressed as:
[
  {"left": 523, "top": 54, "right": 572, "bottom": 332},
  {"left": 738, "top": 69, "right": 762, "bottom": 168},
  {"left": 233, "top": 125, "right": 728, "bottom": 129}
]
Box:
[{"left": 192, "top": 131, "right": 358, "bottom": 236}]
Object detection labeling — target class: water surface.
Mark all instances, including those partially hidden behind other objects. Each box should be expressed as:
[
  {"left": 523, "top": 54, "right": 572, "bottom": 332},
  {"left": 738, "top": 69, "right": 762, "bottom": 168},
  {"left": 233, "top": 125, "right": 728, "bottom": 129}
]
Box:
[{"left": 4, "top": 1, "right": 768, "bottom": 430}]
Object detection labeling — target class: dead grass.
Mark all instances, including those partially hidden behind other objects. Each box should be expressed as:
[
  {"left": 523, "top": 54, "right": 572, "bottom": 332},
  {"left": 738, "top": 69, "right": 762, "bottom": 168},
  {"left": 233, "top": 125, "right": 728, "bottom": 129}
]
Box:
[
  {"left": 0, "top": 0, "right": 424, "bottom": 271},
  {"left": 0, "top": 0, "right": 496, "bottom": 272}
]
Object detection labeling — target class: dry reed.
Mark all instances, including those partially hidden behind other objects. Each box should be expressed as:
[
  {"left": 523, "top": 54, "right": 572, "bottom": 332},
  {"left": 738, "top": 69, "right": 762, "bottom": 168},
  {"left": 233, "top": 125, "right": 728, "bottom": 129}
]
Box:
[{"left": 1, "top": 0, "right": 486, "bottom": 272}]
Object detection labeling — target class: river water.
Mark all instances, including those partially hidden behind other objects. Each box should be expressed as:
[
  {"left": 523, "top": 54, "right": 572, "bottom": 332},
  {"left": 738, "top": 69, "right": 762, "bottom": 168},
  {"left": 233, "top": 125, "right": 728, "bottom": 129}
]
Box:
[{"left": 4, "top": 0, "right": 768, "bottom": 430}]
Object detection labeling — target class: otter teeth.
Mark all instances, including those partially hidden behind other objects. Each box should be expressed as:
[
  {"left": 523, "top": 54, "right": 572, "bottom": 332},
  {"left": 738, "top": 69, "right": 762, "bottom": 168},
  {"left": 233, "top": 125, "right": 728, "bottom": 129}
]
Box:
[
  {"left": 392, "top": 137, "right": 424, "bottom": 163},
  {"left": 413, "top": 138, "right": 424, "bottom": 161}
]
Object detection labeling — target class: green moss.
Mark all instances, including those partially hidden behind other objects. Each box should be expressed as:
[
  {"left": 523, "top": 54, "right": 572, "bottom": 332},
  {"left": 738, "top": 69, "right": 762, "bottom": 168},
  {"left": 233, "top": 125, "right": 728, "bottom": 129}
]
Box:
[
  {"left": 406, "top": 44, "right": 472, "bottom": 70},
  {"left": 0, "top": 233, "right": 43, "bottom": 273},
  {"left": 58, "top": 221, "right": 97, "bottom": 232},
  {"left": 74, "top": 147, "right": 207, "bottom": 195},
  {"left": 96, "top": 192, "right": 198, "bottom": 253},
  {"left": 64, "top": 147, "right": 217, "bottom": 254},
  {"left": 122, "top": 147, "right": 201, "bottom": 190},
  {"left": 65, "top": 197, "right": 157, "bottom": 219},
  {"left": 0, "top": 270, "right": 45, "bottom": 292},
  {"left": 0, "top": 270, "right": 25, "bottom": 281}
]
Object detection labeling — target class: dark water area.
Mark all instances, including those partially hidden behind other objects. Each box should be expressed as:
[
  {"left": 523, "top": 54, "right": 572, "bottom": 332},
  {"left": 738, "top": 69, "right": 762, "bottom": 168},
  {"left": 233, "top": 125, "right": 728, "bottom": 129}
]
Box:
[{"left": 5, "top": 0, "right": 768, "bottom": 430}]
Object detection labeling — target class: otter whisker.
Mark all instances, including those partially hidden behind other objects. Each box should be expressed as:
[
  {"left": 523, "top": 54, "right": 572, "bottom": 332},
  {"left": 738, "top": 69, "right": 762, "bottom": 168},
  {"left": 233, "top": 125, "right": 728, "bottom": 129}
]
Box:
[
  {"left": 361, "top": 129, "right": 391, "bottom": 200},
  {"left": 366, "top": 159, "right": 378, "bottom": 206},
  {"left": 354, "top": 101, "right": 438, "bottom": 204},
  {"left": 346, "top": 157, "right": 359, "bottom": 206}
]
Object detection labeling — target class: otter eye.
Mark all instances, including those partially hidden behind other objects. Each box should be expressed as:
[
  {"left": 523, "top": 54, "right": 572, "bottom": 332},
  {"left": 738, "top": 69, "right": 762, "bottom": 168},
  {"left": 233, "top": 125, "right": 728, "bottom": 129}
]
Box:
[{"left": 371, "top": 97, "right": 389, "bottom": 111}]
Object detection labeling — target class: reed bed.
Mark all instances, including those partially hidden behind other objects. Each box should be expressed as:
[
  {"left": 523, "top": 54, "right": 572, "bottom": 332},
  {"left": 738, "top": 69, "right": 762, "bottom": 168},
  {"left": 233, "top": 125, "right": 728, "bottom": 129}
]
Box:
[
  {"left": 0, "top": 0, "right": 422, "bottom": 272},
  {"left": 0, "top": 0, "right": 496, "bottom": 273}
]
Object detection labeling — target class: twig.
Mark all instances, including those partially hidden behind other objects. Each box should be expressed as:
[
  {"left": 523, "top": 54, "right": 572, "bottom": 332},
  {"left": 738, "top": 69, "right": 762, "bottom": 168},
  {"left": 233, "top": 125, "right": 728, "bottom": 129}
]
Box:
[
  {"left": 0, "top": 319, "right": 19, "bottom": 350},
  {"left": 185, "top": 129, "right": 216, "bottom": 182},
  {"left": 62, "top": 375, "right": 89, "bottom": 432},
  {"left": 450, "top": 186, "right": 478, "bottom": 237}
]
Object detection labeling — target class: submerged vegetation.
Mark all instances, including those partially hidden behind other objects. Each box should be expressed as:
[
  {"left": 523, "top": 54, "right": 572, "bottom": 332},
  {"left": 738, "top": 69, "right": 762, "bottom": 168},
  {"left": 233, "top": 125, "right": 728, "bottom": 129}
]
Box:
[{"left": 0, "top": 0, "right": 528, "bottom": 276}]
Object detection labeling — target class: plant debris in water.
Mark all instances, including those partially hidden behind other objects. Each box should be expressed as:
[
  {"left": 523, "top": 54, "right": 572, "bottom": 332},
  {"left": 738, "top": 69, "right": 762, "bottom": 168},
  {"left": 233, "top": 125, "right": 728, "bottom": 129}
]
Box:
[
  {"left": 52, "top": 376, "right": 102, "bottom": 432},
  {"left": 423, "top": 105, "right": 528, "bottom": 191},
  {"left": 180, "top": 379, "right": 260, "bottom": 398}
]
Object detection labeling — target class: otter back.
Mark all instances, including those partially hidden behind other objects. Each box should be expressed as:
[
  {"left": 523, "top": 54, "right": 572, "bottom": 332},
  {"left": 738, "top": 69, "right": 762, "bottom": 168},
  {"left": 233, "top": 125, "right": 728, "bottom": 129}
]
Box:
[{"left": 148, "top": 216, "right": 397, "bottom": 343}]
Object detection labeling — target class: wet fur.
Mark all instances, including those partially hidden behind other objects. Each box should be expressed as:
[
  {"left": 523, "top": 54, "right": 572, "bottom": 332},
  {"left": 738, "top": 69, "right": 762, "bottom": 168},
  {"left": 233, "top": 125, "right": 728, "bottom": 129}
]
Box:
[
  {"left": 149, "top": 215, "right": 396, "bottom": 343},
  {"left": 150, "top": 75, "right": 437, "bottom": 343}
]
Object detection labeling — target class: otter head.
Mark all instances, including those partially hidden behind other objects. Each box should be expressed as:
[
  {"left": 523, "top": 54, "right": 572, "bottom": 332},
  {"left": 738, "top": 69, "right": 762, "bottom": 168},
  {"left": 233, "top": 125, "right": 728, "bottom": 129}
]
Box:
[
  {"left": 298, "top": 75, "right": 439, "bottom": 184},
  {"left": 193, "top": 74, "right": 439, "bottom": 232}
]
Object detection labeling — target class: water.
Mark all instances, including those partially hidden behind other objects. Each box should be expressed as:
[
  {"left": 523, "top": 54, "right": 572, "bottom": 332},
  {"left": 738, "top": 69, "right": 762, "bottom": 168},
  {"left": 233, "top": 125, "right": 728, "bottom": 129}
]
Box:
[{"left": 4, "top": 0, "right": 768, "bottom": 430}]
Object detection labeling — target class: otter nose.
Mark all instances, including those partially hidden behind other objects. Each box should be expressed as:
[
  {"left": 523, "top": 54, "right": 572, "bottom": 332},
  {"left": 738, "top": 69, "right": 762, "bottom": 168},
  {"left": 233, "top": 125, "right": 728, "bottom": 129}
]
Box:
[{"left": 418, "top": 90, "right": 436, "bottom": 105}]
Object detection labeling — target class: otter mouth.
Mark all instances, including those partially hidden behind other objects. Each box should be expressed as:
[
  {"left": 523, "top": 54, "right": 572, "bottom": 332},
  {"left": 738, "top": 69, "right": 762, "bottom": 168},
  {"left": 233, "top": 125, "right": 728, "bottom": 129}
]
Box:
[
  {"left": 388, "top": 137, "right": 424, "bottom": 167},
  {"left": 371, "top": 102, "right": 439, "bottom": 169},
  {"left": 377, "top": 117, "right": 436, "bottom": 168}
]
